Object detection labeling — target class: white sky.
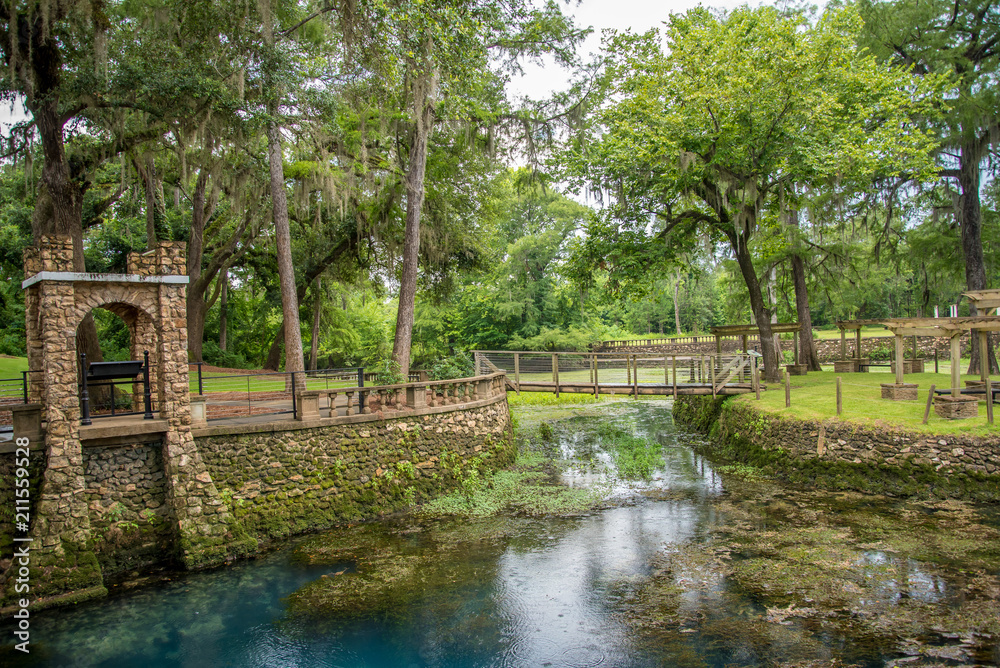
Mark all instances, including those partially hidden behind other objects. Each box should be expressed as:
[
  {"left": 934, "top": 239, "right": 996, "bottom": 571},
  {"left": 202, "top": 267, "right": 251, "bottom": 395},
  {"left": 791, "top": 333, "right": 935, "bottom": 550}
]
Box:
[{"left": 508, "top": 0, "right": 758, "bottom": 99}]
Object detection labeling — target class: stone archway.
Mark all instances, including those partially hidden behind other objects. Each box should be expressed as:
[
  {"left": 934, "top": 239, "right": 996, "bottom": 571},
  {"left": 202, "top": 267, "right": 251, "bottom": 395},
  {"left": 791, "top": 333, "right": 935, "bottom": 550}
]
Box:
[{"left": 4, "top": 236, "right": 239, "bottom": 610}]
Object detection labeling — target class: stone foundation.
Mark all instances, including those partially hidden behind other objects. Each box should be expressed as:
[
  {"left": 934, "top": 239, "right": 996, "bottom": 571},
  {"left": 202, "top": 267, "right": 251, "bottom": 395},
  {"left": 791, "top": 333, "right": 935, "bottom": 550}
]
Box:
[
  {"left": 833, "top": 360, "right": 858, "bottom": 373},
  {"left": 785, "top": 364, "right": 808, "bottom": 376},
  {"left": 934, "top": 395, "right": 979, "bottom": 420},
  {"left": 881, "top": 383, "right": 919, "bottom": 400}
]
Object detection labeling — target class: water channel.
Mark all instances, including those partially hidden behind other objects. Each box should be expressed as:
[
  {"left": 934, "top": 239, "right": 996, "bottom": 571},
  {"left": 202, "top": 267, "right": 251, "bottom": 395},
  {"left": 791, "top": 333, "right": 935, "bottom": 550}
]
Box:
[{"left": 2, "top": 399, "right": 998, "bottom": 667}]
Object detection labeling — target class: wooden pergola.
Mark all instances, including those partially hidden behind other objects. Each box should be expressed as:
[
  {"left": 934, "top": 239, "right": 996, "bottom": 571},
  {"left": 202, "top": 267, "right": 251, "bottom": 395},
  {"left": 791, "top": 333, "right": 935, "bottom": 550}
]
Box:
[
  {"left": 835, "top": 319, "right": 886, "bottom": 364},
  {"left": 710, "top": 323, "right": 801, "bottom": 363}
]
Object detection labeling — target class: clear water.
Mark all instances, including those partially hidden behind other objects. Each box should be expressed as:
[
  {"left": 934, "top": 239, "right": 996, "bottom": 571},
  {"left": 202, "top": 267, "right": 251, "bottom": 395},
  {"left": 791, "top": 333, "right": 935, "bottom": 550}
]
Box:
[{"left": 1, "top": 401, "right": 995, "bottom": 667}]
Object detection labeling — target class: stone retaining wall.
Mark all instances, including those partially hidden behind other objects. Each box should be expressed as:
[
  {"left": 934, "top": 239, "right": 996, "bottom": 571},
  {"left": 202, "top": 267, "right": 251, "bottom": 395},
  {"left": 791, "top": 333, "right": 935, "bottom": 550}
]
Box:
[
  {"left": 674, "top": 395, "right": 1000, "bottom": 500},
  {"left": 0, "top": 394, "right": 513, "bottom": 614},
  {"left": 597, "top": 334, "right": 976, "bottom": 362},
  {"left": 196, "top": 399, "right": 514, "bottom": 542}
]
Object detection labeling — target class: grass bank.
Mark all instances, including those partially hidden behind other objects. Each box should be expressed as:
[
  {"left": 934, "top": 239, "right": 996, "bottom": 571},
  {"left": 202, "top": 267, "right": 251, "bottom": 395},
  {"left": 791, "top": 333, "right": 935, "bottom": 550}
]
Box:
[{"left": 749, "top": 368, "right": 1000, "bottom": 436}]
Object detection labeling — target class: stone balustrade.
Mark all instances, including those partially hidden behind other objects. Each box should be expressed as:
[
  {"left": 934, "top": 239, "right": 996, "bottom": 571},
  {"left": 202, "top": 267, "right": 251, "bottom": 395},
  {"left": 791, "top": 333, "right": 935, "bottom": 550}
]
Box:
[{"left": 296, "top": 372, "right": 506, "bottom": 422}]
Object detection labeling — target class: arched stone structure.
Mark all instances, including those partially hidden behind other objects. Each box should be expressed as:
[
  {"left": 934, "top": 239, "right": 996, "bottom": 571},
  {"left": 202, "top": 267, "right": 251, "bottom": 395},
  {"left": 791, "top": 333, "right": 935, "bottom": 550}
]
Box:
[{"left": 5, "top": 236, "right": 241, "bottom": 609}]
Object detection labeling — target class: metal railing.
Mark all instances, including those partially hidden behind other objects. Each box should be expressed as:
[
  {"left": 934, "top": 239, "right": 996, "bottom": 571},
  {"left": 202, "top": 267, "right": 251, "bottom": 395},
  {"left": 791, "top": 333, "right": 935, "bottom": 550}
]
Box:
[
  {"left": 0, "top": 371, "right": 29, "bottom": 433},
  {"left": 78, "top": 352, "right": 155, "bottom": 423},
  {"left": 195, "top": 366, "right": 365, "bottom": 422}
]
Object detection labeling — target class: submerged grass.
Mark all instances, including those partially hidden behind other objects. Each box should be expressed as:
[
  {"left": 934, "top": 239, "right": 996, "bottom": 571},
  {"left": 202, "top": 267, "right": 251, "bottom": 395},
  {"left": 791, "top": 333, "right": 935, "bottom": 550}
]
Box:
[{"left": 593, "top": 421, "right": 665, "bottom": 480}]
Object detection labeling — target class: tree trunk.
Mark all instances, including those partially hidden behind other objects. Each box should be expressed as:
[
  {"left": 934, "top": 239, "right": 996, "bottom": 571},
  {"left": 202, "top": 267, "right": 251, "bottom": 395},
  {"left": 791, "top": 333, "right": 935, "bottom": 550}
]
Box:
[
  {"left": 391, "top": 76, "right": 436, "bottom": 379},
  {"left": 673, "top": 272, "right": 682, "bottom": 335},
  {"left": 265, "top": 326, "right": 284, "bottom": 371},
  {"left": 32, "top": 105, "right": 106, "bottom": 370},
  {"left": 186, "top": 172, "right": 211, "bottom": 362},
  {"left": 139, "top": 155, "right": 166, "bottom": 249},
  {"left": 309, "top": 279, "right": 321, "bottom": 371},
  {"left": 958, "top": 140, "right": 1000, "bottom": 374},
  {"left": 219, "top": 268, "right": 228, "bottom": 352},
  {"left": 732, "top": 237, "right": 780, "bottom": 382},
  {"left": 788, "top": 207, "right": 822, "bottom": 371},
  {"left": 267, "top": 122, "right": 305, "bottom": 384}
]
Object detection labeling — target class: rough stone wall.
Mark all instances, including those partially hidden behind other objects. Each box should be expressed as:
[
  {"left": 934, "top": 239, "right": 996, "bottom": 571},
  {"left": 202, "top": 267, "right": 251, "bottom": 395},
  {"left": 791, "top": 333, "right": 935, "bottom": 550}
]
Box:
[
  {"left": 196, "top": 400, "right": 515, "bottom": 542},
  {"left": 596, "top": 335, "right": 976, "bottom": 362},
  {"left": 674, "top": 395, "right": 1000, "bottom": 499},
  {"left": 82, "top": 442, "right": 175, "bottom": 575}
]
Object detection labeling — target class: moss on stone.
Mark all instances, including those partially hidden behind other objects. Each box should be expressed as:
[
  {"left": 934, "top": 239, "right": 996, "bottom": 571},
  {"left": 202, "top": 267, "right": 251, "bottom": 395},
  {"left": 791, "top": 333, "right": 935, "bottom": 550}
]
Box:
[{"left": 675, "top": 395, "right": 1000, "bottom": 501}]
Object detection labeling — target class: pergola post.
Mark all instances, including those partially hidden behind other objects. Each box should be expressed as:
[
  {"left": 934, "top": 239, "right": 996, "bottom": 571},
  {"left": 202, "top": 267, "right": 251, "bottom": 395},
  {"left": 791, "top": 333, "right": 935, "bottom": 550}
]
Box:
[
  {"left": 895, "top": 334, "right": 905, "bottom": 385},
  {"left": 855, "top": 328, "right": 862, "bottom": 360},
  {"left": 840, "top": 326, "right": 846, "bottom": 361},
  {"left": 980, "top": 329, "right": 993, "bottom": 424},
  {"left": 951, "top": 334, "right": 962, "bottom": 398},
  {"left": 715, "top": 335, "right": 722, "bottom": 355},
  {"left": 741, "top": 334, "right": 748, "bottom": 353}
]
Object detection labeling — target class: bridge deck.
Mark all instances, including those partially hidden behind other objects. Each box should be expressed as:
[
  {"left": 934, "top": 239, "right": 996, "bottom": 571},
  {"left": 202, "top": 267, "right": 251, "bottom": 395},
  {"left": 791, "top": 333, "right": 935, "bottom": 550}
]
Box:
[{"left": 510, "top": 381, "right": 754, "bottom": 396}]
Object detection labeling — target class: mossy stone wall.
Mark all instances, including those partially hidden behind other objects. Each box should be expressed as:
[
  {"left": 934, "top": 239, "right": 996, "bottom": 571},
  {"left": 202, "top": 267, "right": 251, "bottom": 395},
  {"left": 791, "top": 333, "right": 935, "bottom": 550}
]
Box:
[
  {"left": 0, "top": 396, "right": 514, "bottom": 615},
  {"left": 196, "top": 399, "right": 515, "bottom": 544},
  {"left": 83, "top": 442, "right": 176, "bottom": 576},
  {"left": 674, "top": 395, "right": 1000, "bottom": 500}
]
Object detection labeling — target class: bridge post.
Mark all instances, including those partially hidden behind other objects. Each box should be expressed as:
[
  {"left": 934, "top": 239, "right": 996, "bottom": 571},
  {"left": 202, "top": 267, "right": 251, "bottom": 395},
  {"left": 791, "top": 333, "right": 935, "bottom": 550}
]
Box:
[
  {"left": 711, "top": 356, "right": 717, "bottom": 397},
  {"left": 514, "top": 353, "right": 520, "bottom": 395},
  {"left": 633, "top": 354, "right": 638, "bottom": 398},
  {"left": 672, "top": 356, "right": 677, "bottom": 400},
  {"left": 474, "top": 352, "right": 482, "bottom": 376},
  {"left": 552, "top": 353, "right": 560, "bottom": 398},
  {"left": 592, "top": 354, "right": 597, "bottom": 397}
]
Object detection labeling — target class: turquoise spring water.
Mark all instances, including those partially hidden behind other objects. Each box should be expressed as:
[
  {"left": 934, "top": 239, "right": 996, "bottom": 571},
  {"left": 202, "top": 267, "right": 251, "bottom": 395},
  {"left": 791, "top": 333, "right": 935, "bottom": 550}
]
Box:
[{"left": 1, "top": 401, "right": 994, "bottom": 667}]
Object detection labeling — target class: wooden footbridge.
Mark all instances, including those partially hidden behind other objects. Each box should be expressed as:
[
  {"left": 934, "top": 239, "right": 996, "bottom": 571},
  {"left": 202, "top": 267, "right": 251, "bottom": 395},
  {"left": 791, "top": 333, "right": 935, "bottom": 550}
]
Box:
[{"left": 472, "top": 351, "right": 760, "bottom": 398}]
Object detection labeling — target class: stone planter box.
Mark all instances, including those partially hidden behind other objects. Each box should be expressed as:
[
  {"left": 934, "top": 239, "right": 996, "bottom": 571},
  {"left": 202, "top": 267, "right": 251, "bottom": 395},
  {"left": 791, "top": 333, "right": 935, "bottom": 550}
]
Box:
[
  {"left": 881, "top": 383, "right": 918, "bottom": 400},
  {"left": 965, "top": 380, "right": 1000, "bottom": 389},
  {"left": 935, "top": 394, "right": 979, "bottom": 420},
  {"left": 785, "top": 364, "right": 809, "bottom": 376}
]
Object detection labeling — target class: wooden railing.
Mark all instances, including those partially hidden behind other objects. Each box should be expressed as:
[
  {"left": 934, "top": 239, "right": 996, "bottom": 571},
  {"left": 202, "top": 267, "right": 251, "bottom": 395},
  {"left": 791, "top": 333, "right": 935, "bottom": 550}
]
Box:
[
  {"left": 295, "top": 372, "right": 507, "bottom": 421},
  {"left": 472, "top": 351, "right": 758, "bottom": 398}
]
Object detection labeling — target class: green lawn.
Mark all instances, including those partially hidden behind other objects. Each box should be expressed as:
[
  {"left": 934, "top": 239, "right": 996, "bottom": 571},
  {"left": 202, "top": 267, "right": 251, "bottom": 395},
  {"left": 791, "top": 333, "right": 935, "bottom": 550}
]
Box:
[
  {"left": 744, "top": 366, "right": 1000, "bottom": 436},
  {"left": 0, "top": 355, "right": 362, "bottom": 396},
  {"left": 0, "top": 355, "right": 28, "bottom": 378}
]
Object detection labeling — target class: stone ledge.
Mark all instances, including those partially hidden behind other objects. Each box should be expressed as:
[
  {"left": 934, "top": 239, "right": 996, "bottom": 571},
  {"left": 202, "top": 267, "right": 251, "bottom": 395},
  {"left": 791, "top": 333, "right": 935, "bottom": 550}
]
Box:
[
  {"left": 80, "top": 418, "right": 169, "bottom": 442},
  {"left": 191, "top": 392, "right": 507, "bottom": 439}
]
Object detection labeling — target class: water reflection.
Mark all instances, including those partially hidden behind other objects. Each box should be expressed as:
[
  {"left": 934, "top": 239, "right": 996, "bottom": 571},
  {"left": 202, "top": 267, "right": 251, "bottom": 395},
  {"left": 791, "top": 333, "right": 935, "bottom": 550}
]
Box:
[{"left": 2, "top": 400, "right": 996, "bottom": 667}]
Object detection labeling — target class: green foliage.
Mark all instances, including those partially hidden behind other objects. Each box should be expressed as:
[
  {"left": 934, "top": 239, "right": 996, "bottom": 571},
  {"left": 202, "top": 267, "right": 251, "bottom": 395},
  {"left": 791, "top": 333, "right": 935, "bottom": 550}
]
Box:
[
  {"left": 373, "top": 358, "right": 405, "bottom": 385},
  {"left": 868, "top": 345, "right": 892, "bottom": 362},
  {"left": 594, "top": 422, "right": 665, "bottom": 480},
  {"left": 428, "top": 352, "right": 474, "bottom": 380}
]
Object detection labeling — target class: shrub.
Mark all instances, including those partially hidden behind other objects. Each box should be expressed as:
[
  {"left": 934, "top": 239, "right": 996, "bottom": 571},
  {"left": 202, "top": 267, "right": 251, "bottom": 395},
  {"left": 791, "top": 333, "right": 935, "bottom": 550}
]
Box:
[
  {"left": 868, "top": 344, "right": 892, "bottom": 361},
  {"left": 373, "top": 357, "right": 405, "bottom": 385},
  {"left": 429, "top": 351, "right": 474, "bottom": 380}
]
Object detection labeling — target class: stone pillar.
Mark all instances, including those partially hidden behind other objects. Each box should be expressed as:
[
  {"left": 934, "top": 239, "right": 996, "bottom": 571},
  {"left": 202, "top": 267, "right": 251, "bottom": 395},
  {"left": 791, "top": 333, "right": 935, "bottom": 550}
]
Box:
[
  {"left": 8, "top": 275, "right": 106, "bottom": 606},
  {"left": 153, "top": 277, "right": 247, "bottom": 569}
]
